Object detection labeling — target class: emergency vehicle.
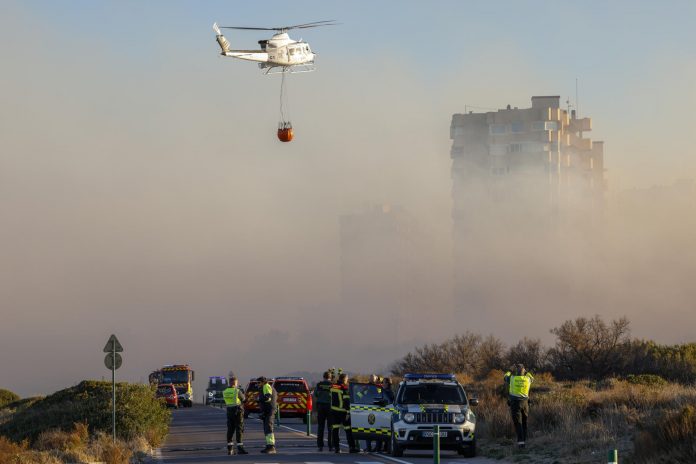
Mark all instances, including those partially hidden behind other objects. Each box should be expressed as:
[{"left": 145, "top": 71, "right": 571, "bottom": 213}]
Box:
[
  {"left": 206, "top": 376, "right": 228, "bottom": 406},
  {"left": 242, "top": 378, "right": 267, "bottom": 418},
  {"left": 156, "top": 383, "right": 179, "bottom": 408},
  {"left": 349, "top": 373, "right": 478, "bottom": 458},
  {"left": 149, "top": 364, "right": 196, "bottom": 408},
  {"left": 273, "top": 377, "right": 312, "bottom": 423}
]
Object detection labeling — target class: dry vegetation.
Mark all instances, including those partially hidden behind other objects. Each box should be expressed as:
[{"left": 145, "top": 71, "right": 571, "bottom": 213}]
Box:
[
  {"left": 0, "top": 382, "right": 169, "bottom": 464},
  {"left": 465, "top": 374, "right": 696, "bottom": 463},
  {"left": 0, "top": 422, "right": 149, "bottom": 464},
  {"left": 389, "top": 315, "right": 696, "bottom": 462}
]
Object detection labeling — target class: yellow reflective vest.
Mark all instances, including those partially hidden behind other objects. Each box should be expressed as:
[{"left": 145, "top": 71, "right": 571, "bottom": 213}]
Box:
[
  {"left": 223, "top": 387, "right": 242, "bottom": 406},
  {"left": 504, "top": 371, "right": 534, "bottom": 398}
]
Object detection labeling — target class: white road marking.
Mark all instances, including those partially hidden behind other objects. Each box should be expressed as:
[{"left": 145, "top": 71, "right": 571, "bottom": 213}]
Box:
[
  {"left": 373, "top": 454, "right": 415, "bottom": 464},
  {"left": 356, "top": 461, "right": 384, "bottom": 464}
]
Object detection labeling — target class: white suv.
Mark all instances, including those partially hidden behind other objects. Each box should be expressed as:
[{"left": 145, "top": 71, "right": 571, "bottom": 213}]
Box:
[{"left": 350, "top": 373, "right": 478, "bottom": 458}]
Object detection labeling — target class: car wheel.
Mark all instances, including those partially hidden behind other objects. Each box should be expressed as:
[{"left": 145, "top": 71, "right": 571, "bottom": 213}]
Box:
[
  {"left": 458, "top": 439, "right": 476, "bottom": 458},
  {"left": 391, "top": 428, "right": 404, "bottom": 457}
]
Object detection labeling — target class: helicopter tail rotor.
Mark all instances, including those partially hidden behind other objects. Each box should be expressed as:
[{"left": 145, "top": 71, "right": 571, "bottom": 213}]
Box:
[{"left": 213, "top": 22, "right": 231, "bottom": 54}]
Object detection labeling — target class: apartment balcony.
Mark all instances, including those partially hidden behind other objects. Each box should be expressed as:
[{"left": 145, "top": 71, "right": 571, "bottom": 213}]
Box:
[{"left": 568, "top": 117, "right": 592, "bottom": 132}]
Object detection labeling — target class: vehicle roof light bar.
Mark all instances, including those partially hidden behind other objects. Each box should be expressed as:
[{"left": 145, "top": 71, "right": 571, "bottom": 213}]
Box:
[{"left": 404, "top": 373, "right": 457, "bottom": 381}]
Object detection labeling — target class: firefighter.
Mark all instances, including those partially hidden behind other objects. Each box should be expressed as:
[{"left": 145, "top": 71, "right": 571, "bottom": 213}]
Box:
[
  {"left": 503, "top": 364, "right": 534, "bottom": 448},
  {"left": 223, "top": 376, "right": 248, "bottom": 455},
  {"left": 330, "top": 373, "right": 358, "bottom": 454},
  {"left": 257, "top": 376, "right": 278, "bottom": 454},
  {"left": 314, "top": 371, "right": 334, "bottom": 451}
]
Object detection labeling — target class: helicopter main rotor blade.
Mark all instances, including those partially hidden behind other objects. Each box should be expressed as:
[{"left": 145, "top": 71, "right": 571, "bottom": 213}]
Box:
[
  {"left": 293, "top": 23, "right": 340, "bottom": 29},
  {"left": 220, "top": 26, "right": 278, "bottom": 31},
  {"left": 284, "top": 20, "right": 338, "bottom": 29},
  {"left": 220, "top": 20, "right": 339, "bottom": 32}
]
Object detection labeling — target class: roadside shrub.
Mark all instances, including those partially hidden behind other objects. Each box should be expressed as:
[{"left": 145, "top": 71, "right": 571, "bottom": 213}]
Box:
[
  {"left": 93, "top": 433, "right": 133, "bottom": 464},
  {"left": 627, "top": 374, "right": 667, "bottom": 388},
  {"left": 474, "top": 390, "right": 511, "bottom": 439},
  {"left": 0, "top": 389, "right": 20, "bottom": 408},
  {"left": 0, "top": 436, "right": 27, "bottom": 462},
  {"left": 0, "top": 380, "right": 170, "bottom": 445},
  {"left": 634, "top": 405, "right": 696, "bottom": 462},
  {"left": 34, "top": 422, "right": 89, "bottom": 454}
]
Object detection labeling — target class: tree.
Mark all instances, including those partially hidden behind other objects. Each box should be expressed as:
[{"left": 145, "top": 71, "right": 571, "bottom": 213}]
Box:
[
  {"left": 505, "top": 337, "right": 549, "bottom": 373},
  {"left": 549, "top": 315, "right": 631, "bottom": 379},
  {"left": 390, "top": 332, "right": 506, "bottom": 378}
]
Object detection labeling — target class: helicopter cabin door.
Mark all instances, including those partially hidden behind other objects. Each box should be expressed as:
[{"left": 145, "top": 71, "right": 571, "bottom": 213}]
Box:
[{"left": 349, "top": 382, "right": 393, "bottom": 443}]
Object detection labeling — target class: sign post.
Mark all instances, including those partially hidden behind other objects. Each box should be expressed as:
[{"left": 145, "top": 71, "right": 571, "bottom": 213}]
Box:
[
  {"left": 433, "top": 425, "right": 440, "bottom": 464},
  {"left": 103, "top": 334, "right": 123, "bottom": 443}
]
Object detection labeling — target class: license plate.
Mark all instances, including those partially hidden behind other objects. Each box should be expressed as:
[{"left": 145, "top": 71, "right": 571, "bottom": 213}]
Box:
[
  {"left": 283, "top": 397, "right": 297, "bottom": 403},
  {"left": 422, "top": 431, "right": 448, "bottom": 438}
]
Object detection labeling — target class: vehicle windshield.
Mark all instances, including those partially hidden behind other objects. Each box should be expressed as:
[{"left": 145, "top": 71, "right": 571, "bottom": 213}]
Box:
[
  {"left": 208, "top": 378, "right": 227, "bottom": 390},
  {"left": 397, "top": 383, "right": 466, "bottom": 405},
  {"left": 274, "top": 382, "right": 307, "bottom": 393},
  {"left": 350, "top": 383, "right": 384, "bottom": 405},
  {"left": 157, "top": 385, "right": 173, "bottom": 395},
  {"left": 161, "top": 370, "right": 189, "bottom": 384}
]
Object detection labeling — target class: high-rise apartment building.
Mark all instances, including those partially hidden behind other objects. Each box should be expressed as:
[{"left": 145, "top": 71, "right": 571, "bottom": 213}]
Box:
[{"left": 449, "top": 95, "right": 606, "bottom": 312}]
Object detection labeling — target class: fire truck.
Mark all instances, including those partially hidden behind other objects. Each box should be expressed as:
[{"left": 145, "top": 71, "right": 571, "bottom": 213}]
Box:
[{"left": 149, "top": 364, "right": 196, "bottom": 408}]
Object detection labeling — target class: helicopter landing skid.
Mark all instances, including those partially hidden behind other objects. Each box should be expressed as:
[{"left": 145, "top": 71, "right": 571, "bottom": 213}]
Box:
[{"left": 260, "top": 63, "right": 316, "bottom": 75}]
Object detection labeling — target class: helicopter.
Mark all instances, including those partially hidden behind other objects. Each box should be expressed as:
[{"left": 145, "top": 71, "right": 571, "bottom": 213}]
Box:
[{"left": 212, "top": 20, "right": 337, "bottom": 74}]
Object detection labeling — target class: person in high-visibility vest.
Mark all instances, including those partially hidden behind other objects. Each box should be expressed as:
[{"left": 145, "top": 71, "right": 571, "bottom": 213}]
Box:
[
  {"left": 257, "top": 376, "right": 278, "bottom": 454},
  {"left": 503, "top": 364, "right": 534, "bottom": 448},
  {"left": 222, "top": 376, "right": 248, "bottom": 455},
  {"left": 330, "top": 373, "right": 358, "bottom": 454}
]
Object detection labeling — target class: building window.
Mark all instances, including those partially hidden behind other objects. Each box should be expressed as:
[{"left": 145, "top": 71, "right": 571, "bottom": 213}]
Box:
[
  {"left": 510, "top": 121, "right": 525, "bottom": 133},
  {"left": 489, "top": 124, "right": 507, "bottom": 135},
  {"left": 508, "top": 143, "right": 523, "bottom": 153},
  {"left": 531, "top": 121, "right": 559, "bottom": 131}
]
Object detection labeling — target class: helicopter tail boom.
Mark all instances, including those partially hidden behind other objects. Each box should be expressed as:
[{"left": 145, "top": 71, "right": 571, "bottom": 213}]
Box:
[
  {"left": 213, "top": 22, "right": 232, "bottom": 54},
  {"left": 213, "top": 22, "right": 268, "bottom": 62}
]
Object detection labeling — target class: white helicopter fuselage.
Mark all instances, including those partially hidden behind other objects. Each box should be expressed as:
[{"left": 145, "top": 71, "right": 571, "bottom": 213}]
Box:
[{"left": 214, "top": 27, "right": 316, "bottom": 68}]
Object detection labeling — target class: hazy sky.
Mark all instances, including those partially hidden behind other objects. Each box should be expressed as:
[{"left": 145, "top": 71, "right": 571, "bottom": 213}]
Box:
[{"left": 1, "top": 1, "right": 695, "bottom": 397}]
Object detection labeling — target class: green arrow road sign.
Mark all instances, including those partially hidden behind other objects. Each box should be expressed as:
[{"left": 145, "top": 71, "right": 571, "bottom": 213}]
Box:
[{"left": 103, "top": 334, "right": 123, "bottom": 353}]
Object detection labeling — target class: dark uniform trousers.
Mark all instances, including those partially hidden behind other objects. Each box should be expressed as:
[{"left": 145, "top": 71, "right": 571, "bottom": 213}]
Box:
[
  {"left": 331, "top": 410, "right": 355, "bottom": 450},
  {"left": 260, "top": 405, "right": 274, "bottom": 440},
  {"left": 509, "top": 398, "right": 529, "bottom": 442},
  {"left": 226, "top": 406, "right": 244, "bottom": 443},
  {"left": 316, "top": 403, "right": 333, "bottom": 448}
]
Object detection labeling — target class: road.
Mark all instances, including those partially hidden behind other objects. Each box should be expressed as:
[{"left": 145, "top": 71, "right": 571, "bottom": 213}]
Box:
[{"left": 157, "top": 405, "right": 498, "bottom": 464}]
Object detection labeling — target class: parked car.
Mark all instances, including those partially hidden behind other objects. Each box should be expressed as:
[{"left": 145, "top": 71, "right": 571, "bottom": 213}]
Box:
[{"left": 156, "top": 383, "right": 179, "bottom": 408}]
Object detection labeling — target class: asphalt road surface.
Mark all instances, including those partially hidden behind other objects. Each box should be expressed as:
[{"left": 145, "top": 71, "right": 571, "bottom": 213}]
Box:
[{"left": 157, "top": 405, "right": 498, "bottom": 464}]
